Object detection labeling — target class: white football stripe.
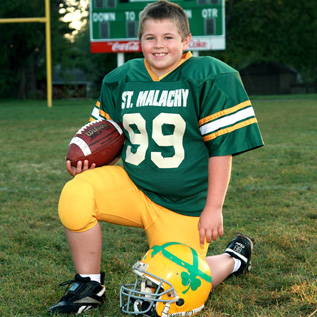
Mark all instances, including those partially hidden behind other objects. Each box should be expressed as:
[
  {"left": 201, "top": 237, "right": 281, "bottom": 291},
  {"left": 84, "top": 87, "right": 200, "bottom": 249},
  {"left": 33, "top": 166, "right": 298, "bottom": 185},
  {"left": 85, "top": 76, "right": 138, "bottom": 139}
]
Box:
[
  {"left": 70, "top": 137, "right": 91, "bottom": 156},
  {"left": 108, "top": 119, "right": 123, "bottom": 135},
  {"left": 200, "top": 107, "right": 255, "bottom": 136}
]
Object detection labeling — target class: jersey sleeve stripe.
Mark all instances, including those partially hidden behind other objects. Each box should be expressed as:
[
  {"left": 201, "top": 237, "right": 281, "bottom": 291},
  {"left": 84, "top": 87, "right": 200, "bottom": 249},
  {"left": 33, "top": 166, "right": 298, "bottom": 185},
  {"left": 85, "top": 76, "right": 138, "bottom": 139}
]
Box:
[
  {"left": 99, "top": 109, "right": 111, "bottom": 120},
  {"left": 199, "top": 100, "right": 251, "bottom": 126},
  {"left": 200, "top": 107, "right": 255, "bottom": 136},
  {"left": 89, "top": 101, "right": 101, "bottom": 121},
  {"left": 203, "top": 118, "right": 258, "bottom": 141},
  {"left": 89, "top": 106, "right": 100, "bottom": 121},
  {"left": 89, "top": 101, "right": 112, "bottom": 122}
]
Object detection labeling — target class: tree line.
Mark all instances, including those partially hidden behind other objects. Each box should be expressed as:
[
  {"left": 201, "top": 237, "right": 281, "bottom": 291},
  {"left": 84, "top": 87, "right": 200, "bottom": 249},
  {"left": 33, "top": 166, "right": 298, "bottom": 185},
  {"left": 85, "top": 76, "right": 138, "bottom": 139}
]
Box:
[{"left": 0, "top": 0, "right": 316, "bottom": 99}]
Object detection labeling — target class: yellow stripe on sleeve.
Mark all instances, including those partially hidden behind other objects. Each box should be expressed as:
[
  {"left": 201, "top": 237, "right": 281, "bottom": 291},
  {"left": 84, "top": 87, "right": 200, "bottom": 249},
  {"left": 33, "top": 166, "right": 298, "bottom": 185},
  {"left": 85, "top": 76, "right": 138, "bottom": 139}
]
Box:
[
  {"left": 100, "top": 109, "right": 111, "bottom": 120},
  {"left": 203, "top": 118, "right": 258, "bottom": 141},
  {"left": 199, "top": 100, "right": 252, "bottom": 126}
]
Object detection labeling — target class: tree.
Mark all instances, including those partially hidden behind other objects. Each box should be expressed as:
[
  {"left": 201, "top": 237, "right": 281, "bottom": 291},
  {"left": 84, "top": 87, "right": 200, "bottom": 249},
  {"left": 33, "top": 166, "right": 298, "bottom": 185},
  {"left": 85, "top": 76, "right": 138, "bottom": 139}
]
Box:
[
  {"left": 213, "top": 0, "right": 317, "bottom": 81},
  {"left": 0, "top": 0, "right": 77, "bottom": 99}
]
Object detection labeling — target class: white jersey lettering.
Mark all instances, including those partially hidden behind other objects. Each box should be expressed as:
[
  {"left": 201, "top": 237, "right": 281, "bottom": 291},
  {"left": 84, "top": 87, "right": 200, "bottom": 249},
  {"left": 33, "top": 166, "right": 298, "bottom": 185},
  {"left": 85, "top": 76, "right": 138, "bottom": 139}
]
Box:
[{"left": 135, "top": 89, "right": 189, "bottom": 108}]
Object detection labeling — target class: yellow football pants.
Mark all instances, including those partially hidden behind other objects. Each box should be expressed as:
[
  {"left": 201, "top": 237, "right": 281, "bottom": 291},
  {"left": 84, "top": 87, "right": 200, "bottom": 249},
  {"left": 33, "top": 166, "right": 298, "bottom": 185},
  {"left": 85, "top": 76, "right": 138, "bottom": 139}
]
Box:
[{"left": 58, "top": 165, "right": 209, "bottom": 257}]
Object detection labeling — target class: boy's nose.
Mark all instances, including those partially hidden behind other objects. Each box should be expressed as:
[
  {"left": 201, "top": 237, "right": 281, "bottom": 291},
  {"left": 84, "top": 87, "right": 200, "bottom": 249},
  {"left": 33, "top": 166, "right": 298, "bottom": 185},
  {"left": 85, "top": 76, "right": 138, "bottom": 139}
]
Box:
[{"left": 154, "top": 39, "right": 164, "bottom": 48}]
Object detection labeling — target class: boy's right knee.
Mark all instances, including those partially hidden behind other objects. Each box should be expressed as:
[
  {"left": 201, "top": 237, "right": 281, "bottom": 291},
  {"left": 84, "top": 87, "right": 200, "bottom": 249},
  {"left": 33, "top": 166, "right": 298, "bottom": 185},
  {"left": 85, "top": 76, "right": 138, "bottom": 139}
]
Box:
[{"left": 58, "top": 178, "right": 97, "bottom": 232}]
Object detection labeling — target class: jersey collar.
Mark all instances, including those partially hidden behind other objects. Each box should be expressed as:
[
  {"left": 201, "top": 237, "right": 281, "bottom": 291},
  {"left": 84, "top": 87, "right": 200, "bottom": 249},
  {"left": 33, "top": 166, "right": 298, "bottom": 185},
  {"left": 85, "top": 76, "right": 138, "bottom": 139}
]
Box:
[{"left": 144, "top": 51, "right": 193, "bottom": 82}]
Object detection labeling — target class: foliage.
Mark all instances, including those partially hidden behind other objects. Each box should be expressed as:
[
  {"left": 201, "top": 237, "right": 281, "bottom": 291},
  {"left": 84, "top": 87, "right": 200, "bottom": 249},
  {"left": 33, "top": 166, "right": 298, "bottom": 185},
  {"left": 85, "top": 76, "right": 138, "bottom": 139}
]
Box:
[
  {"left": 213, "top": 0, "right": 317, "bottom": 81},
  {"left": 0, "top": 95, "right": 316, "bottom": 316},
  {"left": 0, "top": 0, "right": 78, "bottom": 99},
  {"left": 0, "top": 1, "right": 43, "bottom": 98}
]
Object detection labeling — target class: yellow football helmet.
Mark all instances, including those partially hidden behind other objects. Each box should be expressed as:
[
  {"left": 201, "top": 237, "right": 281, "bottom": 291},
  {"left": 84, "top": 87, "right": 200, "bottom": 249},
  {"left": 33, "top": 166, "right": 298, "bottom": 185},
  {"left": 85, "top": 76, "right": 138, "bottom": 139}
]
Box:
[{"left": 120, "top": 242, "right": 212, "bottom": 316}]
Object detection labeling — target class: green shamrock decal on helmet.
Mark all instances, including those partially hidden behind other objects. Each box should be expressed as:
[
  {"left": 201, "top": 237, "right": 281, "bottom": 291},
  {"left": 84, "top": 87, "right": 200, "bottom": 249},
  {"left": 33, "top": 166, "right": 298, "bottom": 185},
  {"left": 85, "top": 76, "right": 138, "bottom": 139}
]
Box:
[{"left": 180, "top": 271, "right": 202, "bottom": 294}]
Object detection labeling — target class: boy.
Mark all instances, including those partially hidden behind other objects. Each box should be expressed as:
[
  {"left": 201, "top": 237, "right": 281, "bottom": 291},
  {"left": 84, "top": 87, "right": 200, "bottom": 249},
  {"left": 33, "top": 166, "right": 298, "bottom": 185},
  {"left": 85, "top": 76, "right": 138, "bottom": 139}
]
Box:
[{"left": 48, "top": 0, "right": 263, "bottom": 315}]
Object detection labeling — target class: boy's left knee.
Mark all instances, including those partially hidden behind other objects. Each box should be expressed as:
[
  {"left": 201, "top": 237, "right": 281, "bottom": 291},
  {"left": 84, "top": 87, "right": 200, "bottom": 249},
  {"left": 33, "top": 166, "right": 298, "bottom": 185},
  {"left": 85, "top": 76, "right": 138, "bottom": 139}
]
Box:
[{"left": 58, "top": 178, "right": 97, "bottom": 232}]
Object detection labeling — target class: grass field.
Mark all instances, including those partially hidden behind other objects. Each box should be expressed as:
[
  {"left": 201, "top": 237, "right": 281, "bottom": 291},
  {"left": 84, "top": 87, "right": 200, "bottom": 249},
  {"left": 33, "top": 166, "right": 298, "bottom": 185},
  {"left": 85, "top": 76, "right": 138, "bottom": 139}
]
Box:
[{"left": 0, "top": 95, "right": 316, "bottom": 316}]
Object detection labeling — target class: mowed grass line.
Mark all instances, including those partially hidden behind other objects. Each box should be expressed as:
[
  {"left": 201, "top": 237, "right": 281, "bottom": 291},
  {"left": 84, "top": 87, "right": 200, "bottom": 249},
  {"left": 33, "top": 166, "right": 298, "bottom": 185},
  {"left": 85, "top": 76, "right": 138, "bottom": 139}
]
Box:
[{"left": 0, "top": 96, "right": 316, "bottom": 316}]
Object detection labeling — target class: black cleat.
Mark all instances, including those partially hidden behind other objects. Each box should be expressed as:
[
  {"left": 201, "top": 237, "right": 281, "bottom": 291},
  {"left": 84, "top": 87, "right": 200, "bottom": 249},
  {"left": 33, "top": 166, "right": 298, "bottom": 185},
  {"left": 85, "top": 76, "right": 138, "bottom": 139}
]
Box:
[
  {"left": 225, "top": 233, "right": 255, "bottom": 276},
  {"left": 48, "top": 272, "right": 105, "bottom": 315}
]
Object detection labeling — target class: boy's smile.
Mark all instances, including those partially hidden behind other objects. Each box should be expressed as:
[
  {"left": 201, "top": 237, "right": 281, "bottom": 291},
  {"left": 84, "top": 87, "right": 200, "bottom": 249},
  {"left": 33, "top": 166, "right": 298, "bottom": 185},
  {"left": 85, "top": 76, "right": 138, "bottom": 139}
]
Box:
[{"left": 141, "top": 18, "right": 191, "bottom": 77}]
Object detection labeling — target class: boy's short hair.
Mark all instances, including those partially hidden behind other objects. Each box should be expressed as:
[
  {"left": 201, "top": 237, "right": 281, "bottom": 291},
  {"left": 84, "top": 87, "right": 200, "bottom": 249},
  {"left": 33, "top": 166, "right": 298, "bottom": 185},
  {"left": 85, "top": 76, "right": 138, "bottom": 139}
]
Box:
[{"left": 138, "top": 0, "right": 190, "bottom": 41}]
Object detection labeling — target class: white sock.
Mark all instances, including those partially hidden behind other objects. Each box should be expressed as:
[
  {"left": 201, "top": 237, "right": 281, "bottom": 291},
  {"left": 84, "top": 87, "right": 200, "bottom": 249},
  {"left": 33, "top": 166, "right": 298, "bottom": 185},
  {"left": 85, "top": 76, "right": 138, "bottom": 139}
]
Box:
[
  {"left": 79, "top": 274, "right": 101, "bottom": 283},
  {"left": 231, "top": 257, "right": 242, "bottom": 273},
  {"left": 224, "top": 253, "right": 242, "bottom": 273}
]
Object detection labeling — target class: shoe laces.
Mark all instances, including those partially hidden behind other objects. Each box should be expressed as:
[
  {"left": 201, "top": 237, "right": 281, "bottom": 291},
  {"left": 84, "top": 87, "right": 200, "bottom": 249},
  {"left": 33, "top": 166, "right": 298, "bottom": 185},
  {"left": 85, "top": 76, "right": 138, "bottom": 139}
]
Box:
[{"left": 58, "top": 276, "right": 89, "bottom": 300}]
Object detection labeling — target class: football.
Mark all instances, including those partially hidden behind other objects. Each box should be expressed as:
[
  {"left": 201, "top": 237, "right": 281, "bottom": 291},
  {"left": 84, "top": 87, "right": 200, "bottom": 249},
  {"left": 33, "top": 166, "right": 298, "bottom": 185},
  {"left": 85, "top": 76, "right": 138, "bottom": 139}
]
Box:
[{"left": 66, "top": 119, "right": 125, "bottom": 167}]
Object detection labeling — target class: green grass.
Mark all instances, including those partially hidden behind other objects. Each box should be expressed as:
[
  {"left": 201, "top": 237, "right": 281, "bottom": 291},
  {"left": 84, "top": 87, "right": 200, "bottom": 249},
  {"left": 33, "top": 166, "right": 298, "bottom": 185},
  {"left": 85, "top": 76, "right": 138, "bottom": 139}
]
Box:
[{"left": 0, "top": 96, "right": 316, "bottom": 316}]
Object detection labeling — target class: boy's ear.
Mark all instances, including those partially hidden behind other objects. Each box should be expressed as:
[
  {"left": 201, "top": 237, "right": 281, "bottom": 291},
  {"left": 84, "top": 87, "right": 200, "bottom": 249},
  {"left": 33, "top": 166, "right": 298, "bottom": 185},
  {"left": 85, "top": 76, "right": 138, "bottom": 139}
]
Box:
[{"left": 182, "top": 33, "right": 192, "bottom": 50}]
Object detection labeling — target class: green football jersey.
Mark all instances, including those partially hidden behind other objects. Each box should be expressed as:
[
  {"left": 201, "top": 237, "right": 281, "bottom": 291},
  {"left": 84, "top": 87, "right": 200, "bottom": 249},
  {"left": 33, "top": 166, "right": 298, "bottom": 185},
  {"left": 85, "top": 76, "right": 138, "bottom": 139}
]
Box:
[{"left": 90, "top": 54, "right": 264, "bottom": 216}]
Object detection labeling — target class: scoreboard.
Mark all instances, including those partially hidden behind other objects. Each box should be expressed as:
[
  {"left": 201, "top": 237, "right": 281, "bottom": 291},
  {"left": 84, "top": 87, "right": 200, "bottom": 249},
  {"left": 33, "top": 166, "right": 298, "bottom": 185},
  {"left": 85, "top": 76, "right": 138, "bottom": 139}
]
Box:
[{"left": 90, "top": 0, "right": 225, "bottom": 53}]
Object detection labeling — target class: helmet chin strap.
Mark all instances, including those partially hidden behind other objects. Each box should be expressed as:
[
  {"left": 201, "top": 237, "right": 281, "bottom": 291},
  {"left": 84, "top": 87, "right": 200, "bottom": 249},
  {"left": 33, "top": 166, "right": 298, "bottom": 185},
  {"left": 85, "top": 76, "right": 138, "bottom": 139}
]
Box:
[
  {"left": 161, "top": 302, "right": 171, "bottom": 317},
  {"left": 133, "top": 299, "right": 143, "bottom": 313}
]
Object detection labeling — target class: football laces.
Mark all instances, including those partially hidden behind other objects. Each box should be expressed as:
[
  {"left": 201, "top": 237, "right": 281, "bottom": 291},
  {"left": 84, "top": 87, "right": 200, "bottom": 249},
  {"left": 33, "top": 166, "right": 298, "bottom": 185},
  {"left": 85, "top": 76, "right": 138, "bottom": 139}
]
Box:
[{"left": 76, "top": 119, "right": 106, "bottom": 135}]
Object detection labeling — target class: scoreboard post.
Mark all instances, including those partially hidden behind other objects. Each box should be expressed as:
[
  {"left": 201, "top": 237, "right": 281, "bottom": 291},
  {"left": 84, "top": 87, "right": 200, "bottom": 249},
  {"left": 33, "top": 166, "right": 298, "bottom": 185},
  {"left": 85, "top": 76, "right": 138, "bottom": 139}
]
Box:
[{"left": 89, "top": 0, "right": 225, "bottom": 54}]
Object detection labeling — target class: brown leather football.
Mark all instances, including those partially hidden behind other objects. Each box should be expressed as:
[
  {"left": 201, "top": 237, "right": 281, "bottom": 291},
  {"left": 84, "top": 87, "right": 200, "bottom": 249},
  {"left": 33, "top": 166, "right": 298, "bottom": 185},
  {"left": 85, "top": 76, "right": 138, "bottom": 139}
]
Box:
[{"left": 66, "top": 119, "right": 124, "bottom": 167}]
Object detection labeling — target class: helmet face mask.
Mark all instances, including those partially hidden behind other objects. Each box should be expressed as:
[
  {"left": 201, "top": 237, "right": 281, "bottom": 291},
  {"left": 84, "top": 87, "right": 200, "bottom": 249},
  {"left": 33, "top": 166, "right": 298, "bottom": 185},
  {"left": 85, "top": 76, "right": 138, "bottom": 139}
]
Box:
[
  {"left": 120, "top": 242, "right": 212, "bottom": 316},
  {"left": 120, "top": 262, "right": 178, "bottom": 316}
]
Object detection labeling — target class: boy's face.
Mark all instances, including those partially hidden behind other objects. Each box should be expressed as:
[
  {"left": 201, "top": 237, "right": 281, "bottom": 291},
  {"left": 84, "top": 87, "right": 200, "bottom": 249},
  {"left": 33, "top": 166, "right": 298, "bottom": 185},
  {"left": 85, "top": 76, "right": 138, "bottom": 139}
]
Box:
[{"left": 141, "top": 18, "right": 191, "bottom": 77}]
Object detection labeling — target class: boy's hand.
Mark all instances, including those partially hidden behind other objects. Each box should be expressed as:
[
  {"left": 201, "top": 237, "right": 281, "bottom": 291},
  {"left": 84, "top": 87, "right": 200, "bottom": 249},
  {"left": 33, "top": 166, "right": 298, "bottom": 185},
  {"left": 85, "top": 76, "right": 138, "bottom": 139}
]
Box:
[
  {"left": 66, "top": 159, "right": 96, "bottom": 177},
  {"left": 198, "top": 208, "right": 223, "bottom": 246}
]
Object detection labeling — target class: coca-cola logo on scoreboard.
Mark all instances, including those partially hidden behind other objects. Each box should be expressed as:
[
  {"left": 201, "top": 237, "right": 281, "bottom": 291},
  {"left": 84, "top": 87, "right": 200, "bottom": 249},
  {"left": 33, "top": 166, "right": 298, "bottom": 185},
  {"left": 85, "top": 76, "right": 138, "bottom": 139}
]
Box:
[
  {"left": 111, "top": 41, "right": 140, "bottom": 52},
  {"left": 189, "top": 39, "right": 208, "bottom": 49}
]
